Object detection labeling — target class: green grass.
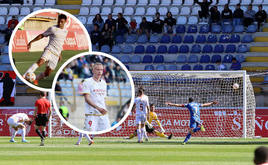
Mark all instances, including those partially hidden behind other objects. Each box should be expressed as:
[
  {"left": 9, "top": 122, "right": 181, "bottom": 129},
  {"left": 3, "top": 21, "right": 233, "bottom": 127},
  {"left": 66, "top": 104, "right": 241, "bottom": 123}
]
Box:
[
  {"left": 12, "top": 50, "right": 87, "bottom": 88},
  {"left": 0, "top": 137, "right": 267, "bottom": 165}
]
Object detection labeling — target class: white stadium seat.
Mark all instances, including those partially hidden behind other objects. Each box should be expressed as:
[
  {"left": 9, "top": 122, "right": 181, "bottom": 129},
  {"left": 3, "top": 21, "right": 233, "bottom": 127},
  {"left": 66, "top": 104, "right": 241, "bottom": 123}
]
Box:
[
  {"left": 33, "top": 7, "right": 42, "bottom": 11},
  {"left": 35, "top": 0, "right": 45, "bottom": 5},
  {"left": 170, "top": 7, "right": 179, "bottom": 16},
  {"left": 126, "top": 0, "right": 136, "bottom": 5},
  {"left": 135, "top": 7, "right": 145, "bottom": 16},
  {"left": 230, "top": 6, "right": 235, "bottom": 12},
  {"left": 180, "top": 7, "right": 190, "bottom": 15},
  {"left": 87, "top": 16, "right": 94, "bottom": 24},
  {"left": 6, "top": 16, "right": 12, "bottom": 24},
  {"left": 149, "top": 0, "right": 160, "bottom": 6},
  {"left": 160, "top": 0, "right": 171, "bottom": 6},
  {"left": 158, "top": 7, "right": 168, "bottom": 16},
  {"left": 229, "top": 0, "right": 240, "bottom": 5},
  {"left": 253, "top": 0, "right": 263, "bottom": 4},
  {"left": 78, "top": 16, "right": 87, "bottom": 24},
  {"left": 241, "top": 6, "right": 247, "bottom": 12},
  {"left": 263, "top": 0, "right": 268, "bottom": 4},
  {"left": 218, "top": 0, "right": 228, "bottom": 5},
  {"left": 79, "top": 7, "right": 89, "bottom": 15},
  {"left": 0, "top": 7, "right": 8, "bottom": 15},
  {"left": 146, "top": 7, "right": 156, "bottom": 16},
  {"left": 92, "top": 0, "right": 102, "bottom": 5},
  {"left": 113, "top": 7, "right": 123, "bottom": 15},
  {"left": 115, "top": 0, "right": 125, "bottom": 5},
  {"left": 172, "top": 0, "right": 182, "bottom": 5},
  {"left": 45, "top": 0, "right": 55, "bottom": 5},
  {"left": 188, "top": 16, "right": 198, "bottom": 24},
  {"left": 137, "top": 0, "right": 148, "bottom": 6},
  {"left": 263, "top": 5, "right": 268, "bottom": 12},
  {"left": 23, "top": 0, "right": 33, "bottom": 5},
  {"left": 184, "top": 0, "right": 194, "bottom": 5},
  {"left": 241, "top": 0, "right": 251, "bottom": 5},
  {"left": 177, "top": 16, "right": 187, "bottom": 24},
  {"left": 18, "top": 16, "right": 24, "bottom": 22},
  {"left": 145, "top": 16, "right": 153, "bottom": 22},
  {"left": 125, "top": 16, "right": 131, "bottom": 23},
  {"left": 103, "top": 0, "right": 114, "bottom": 6},
  {"left": 90, "top": 7, "right": 100, "bottom": 15},
  {"left": 133, "top": 16, "right": 142, "bottom": 25},
  {"left": 124, "top": 7, "right": 134, "bottom": 15},
  {"left": 218, "top": 6, "right": 224, "bottom": 12},
  {"left": 9, "top": 7, "right": 19, "bottom": 15},
  {"left": 253, "top": 6, "right": 258, "bottom": 12},
  {"left": 191, "top": 6, "right": 200, "bottom": 15},
  {"left": 101, "top": 7, "right": 111, "bottom": 15},
  {"left": 0, "top": 17, "right": 5, "bottom": 24},
  {"left": 20, "top": 7, "right": 30, "bottom": 15},
  {"left": 82, "top": 0, "right": 91, "bottom": 5}
]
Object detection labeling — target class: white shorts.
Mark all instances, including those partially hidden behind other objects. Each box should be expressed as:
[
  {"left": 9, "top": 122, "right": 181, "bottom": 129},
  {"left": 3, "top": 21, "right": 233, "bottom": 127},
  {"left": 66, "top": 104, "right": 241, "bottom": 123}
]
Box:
[
  {"left": 84, "top": 115, "right": 110, "bottom": 132},
  {"left": 7, "top": 118, "right": 19, "bottom": 128},
  {"left": 136, "top": 114, "right": 147, "bottom": 125},
  {"left": 40, "top": 49, "right": 59, "bottom": 70}
]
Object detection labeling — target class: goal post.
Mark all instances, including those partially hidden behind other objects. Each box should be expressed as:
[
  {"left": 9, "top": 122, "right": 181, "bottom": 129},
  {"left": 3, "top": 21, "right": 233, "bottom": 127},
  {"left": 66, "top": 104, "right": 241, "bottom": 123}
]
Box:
[{"left": 130, "top": 71, "right": 256, "bottom": 138}]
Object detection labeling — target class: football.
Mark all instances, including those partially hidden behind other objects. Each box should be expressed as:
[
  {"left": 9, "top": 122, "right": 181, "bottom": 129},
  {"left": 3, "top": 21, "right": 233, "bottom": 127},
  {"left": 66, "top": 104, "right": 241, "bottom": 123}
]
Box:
[
  {"left": 233, "top": 83, "right": 239, "bottom": 90},
  {"left": 25, "top": 72, "right": 36, "bottom": 82}
]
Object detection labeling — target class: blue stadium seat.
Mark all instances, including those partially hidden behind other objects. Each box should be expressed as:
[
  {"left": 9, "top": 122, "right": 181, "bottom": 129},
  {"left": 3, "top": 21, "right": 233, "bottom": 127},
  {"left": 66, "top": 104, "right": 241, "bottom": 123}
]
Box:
[
  {"left": 207, "top": 35, "right": 217, "bottom": 43},
  {"left": 183, "top": 35, "right": 194, "bottom": 43},
  {"left": 264, "top": 75, "right": 268, "bottom": 84},
  {"left": 187, "top": 25, "right": 197, "bottom": 33},
  {"left": 181, "top": 64, "right": 191, "bottom": 70},
  {"left": 144, "top": 65, "right": 154, "bottom": 70},
  {"left": 157, "top": 45, "right": 168, "bottom": 53},
  {"left": 202, "top": 45, "right": 213, "bottom": 53},
  {"left": 126, "top": 34, "right": 137, "bottom": 43},
  {"left": 134, "top": 45, "right": 145, "bottom": 53},
  {"left": 188, "top": 55, "right": 198, "bottom": 63},
  {"left": 196, "top": 35, "right": 206, "bottom": 43},
  {"left": 100, "top": 45, "right": 110, "bottom": 53},
  {"left": 3, "top": 46, "right": 8, "bottom": 54},
  {"left": 171, "top": 35, "right": 182, "bottom": 43},
  {"left": 237, "top": 45, "right": 248, "bottom": 53},
  {"left": 230, "top": 34, "right": 240, "bottom": 43},
  {"left": 176, "top": 25, "right": 186, "bottom": 33},
  {"left": 149, "top": 34, "right": 160, "bottom": 43},
  {"left": 235, "top": 54, "right": 245, "bottom": 62},
  {"left": 115, "top": 35, "right": 125, "bottom": 44},
  {"left": 199, "top": 24, "right": 210, "bottom": 33},
  {"left": 167, "top": 65, "right": 177, "bottom": 70},
  {"left": 160, "top": 35, "right": 171, "bottom": 43},
  {"left": 219, "top": 35, "right": 230, "bottom": 43},
  {"left": 193, "top": 64, "right": 203, "bottom": 70},
  {"left": 191, "top": 44, "right": 201, "bottom": 53},
  {"left": 205, "top": 64, "right": 215, "bottom": 70},
  {"left": 212, "top": 25, "right": 221, "bottom": 33},
  {"left": 146, "top": 45, "right": 156, "bottom": 53},
  {"left": 223, "top": 54, "right": 233, "bottom": 63},
  {"left": 156, "top": 65, "right": 166, "bottom": 70},
  {"left": 122, "top": 45, "right": 134, "bottom": 53},
  {"left": 200, "top": 55, "right": 210, "bottom": 63},
  {"left": 211, "top": 55, "right": 221, "bottom": 63},
  {"left": 176, "top": 55, "right": 187, "bottom": 63},
  {"left": 92, "top": 44, "right": 98, "bottom": 51},
  {"left": 111, "top": 45, "right": 121, "bottom": 53},
  {"left": 137, "top": 35, "right": 148, "bottom": 43},
  {"left": 214, "top": 44, "right": 224, "bottom": 53},
  {"left": 234, "top": 25, "right": 244, "bottom": 33},
  {"left": 1, "top": 55, "right": 10, "bottom": 64},
  {"left": 225, "top": 44, "right": 236, "bottom": 53},
  {"left": 222, "top": 24, "right": 233, "bottom": 33},
  {"left": 153, "top": 55, "right": 164, "bottom": 63},
  {"left": 179, "top": 45, "right": 189, "bottom": 53},
  {"left": 247, "top": 25, "right": 257, "bottom": 33},
  {"left": 142, "top": 55, "right": 153, "bottom": 63},
  {"left": 242, "top": 35, "right": 253, "bottom": 43},
  {"left": 131, "top": 55, "right": 142, "bottom": 63},
  {"left": 168, "top": 45, "right": 179, "bottom": 53},
  {"left": 120, "top": 55, "right": 130, "bottom": 64}
]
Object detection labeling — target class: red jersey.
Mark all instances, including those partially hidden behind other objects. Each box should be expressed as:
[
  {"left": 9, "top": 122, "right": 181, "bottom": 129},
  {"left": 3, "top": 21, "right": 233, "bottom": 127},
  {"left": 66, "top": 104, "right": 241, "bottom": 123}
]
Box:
[{"left": 35, "top": 98, "right": 51, "bottom": 114}]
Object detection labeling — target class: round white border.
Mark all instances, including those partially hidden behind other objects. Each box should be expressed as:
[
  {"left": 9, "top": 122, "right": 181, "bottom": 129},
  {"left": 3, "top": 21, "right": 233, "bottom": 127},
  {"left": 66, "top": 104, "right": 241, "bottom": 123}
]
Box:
[
  {"left": 8, "top": 8, "right": 92, "bottom": 92},
  {"left": 51, "top": 51, "right": 135, "bottom": 135}
]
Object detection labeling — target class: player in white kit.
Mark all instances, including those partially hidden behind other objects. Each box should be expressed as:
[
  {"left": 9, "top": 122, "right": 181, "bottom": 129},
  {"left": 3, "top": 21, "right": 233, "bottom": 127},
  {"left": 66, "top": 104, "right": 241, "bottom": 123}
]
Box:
[
  {"left": 133, "top": 87, "right": 150, "bottom": 143},
  {"left": 81, "top": 62, "right": 110, "bottom": 133},
  {"left": 7, "top": 113, "right": 32, "bottom": 143},
  {"left": 23, "top": 14, "right": 68, "bottom": 85}
]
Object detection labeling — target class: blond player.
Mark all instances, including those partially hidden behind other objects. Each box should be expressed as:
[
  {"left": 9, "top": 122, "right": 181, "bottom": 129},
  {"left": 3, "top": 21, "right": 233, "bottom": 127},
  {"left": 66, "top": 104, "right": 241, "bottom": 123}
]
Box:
[
  {"left": 7, "top": 113, "right": 32, "bottom": 143},
  {"left": 23, "top": 14, "right": 68, "bottom": 85},
  {"left": 81, "top": 62, "right": 110, "bottom": 133}
]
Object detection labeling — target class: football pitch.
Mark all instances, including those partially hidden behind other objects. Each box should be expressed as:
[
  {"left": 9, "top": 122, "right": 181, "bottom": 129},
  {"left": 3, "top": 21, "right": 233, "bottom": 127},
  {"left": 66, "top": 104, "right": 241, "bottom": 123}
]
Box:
[
  {"left": 0, "top": 137, "right": 267, "bottom": 165},
  {"left": 12, "top": 50, "right": 88, "bottom": 88}
]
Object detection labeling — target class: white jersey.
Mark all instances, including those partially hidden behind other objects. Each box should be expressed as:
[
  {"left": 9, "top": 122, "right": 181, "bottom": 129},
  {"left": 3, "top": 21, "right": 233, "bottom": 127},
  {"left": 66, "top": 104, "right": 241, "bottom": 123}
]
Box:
[
  {"left": 135, "top": 95, "right": 149, "bottom": 116},
  {"left": 42, "top": 25, "right": 68, "bottom": 56},
  {"left": 7, "top": 113, "right": 29, "bottom": 127},
  {"left": 82, "top": 77, "right": 107, "bottom": 115}
]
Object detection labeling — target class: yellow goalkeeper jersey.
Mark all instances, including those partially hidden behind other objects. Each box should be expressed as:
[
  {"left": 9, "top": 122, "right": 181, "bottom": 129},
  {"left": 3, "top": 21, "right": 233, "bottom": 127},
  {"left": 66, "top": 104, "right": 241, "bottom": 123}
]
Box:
[{"left": 148, "top": 112, "right": 162, "bottom": 127}]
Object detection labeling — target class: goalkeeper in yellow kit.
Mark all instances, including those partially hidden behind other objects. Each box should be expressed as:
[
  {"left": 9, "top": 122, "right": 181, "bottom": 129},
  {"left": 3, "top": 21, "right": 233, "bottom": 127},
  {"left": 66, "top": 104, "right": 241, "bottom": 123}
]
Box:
[{"left": 127, "top": 103, "right": 173, "bottom": 140}]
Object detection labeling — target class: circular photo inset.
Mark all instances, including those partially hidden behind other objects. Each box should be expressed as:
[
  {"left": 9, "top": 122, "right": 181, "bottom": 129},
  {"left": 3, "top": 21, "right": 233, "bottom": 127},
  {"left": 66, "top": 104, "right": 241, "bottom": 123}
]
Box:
[
  {"left": 51, "top": 52, "right": 135, "bottom": 135},
  {"left": 9, "top": 9, "right": 91, "bottom": 91}
]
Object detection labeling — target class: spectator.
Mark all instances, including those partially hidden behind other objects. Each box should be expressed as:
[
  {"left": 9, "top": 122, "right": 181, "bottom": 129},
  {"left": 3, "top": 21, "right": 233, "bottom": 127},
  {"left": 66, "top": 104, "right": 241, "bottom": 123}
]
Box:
[
  {"left": 138, "top": 17, "right": 151, "bottom": 38},
  {"left": 129, "top": 19, "right": 137, "bottom": 34},
  {"left": 78, "top": 79, "right": 85, "bottom": 95},
  {"left": 254, "top": 146, "right": 268, "bottom": 165},
  {"left": 152, "top": 12, "right": 164, "bottom": 34},
  {"left": 115, "top": 13, "right": 128, "bottom": 36},
  {"left": 92, "top": 14, "right": 104, "bottom": 30},
  {"left": 255, "top": 5, "right": 267, "bottom": 31},
  {"left": 209, "top": 6, "right": 221, "bottom": 25},
  {"left": 233, "top": 3, "right": 244, "bottom": 25},
  {"left": 216, "top": 60, "right": 226, "bottom": 70},
  {"left": 164, "top": 11, "right": 176, "bottom": 34},
  {"left": 221, "top": 4, "right": 233, "bottom": 25},
  {"left": 244, "top": 4, "right": 256, "bottom": 27},
  {"left": 105, "top": 13, "right": 116, "bottom": 31},
  {"left": 230, "top": 58, "right": 241, "bottom": 70},
  {"left": 81, "top": 64, "right": 91, "bottom": 78},
  {"left": 100, "top": 23, "right": 114, "bottom": 49},
  {"left": 194, "top": 0, "right": 213, "bottom": 23},
  {"left": 114, "top": 65, "right": 126, "bottom": 83},
  {"left": 106, "top": 61, "right": 115, "bottom": 82},
  {"left": 90, "top": 24, "right": 102, "bottom": 49},
  {"left": 8, "top": 16, "right": 18, "bottom": 29}
]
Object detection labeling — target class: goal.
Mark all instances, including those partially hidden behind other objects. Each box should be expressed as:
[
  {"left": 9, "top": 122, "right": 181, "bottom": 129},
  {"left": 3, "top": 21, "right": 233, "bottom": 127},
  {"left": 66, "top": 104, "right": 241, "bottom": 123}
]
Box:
[{"left": 129, "top": 71, "right": 255, "bottom": 138}]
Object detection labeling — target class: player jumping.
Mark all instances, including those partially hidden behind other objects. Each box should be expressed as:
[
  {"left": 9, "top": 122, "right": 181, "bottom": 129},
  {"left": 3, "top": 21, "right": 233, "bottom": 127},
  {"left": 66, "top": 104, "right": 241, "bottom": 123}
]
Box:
[
  {"left": 166, "top": 97, "right": 218, "bottom": 145},
  {"left": 7, "top": 113, "right": 32, "bottom": 143},
  {"left": 23, "top": 14, "right": 68, "bottom": 85},
  {"left": 127, "top": 103, "right": 173, "bottom": 140}
]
